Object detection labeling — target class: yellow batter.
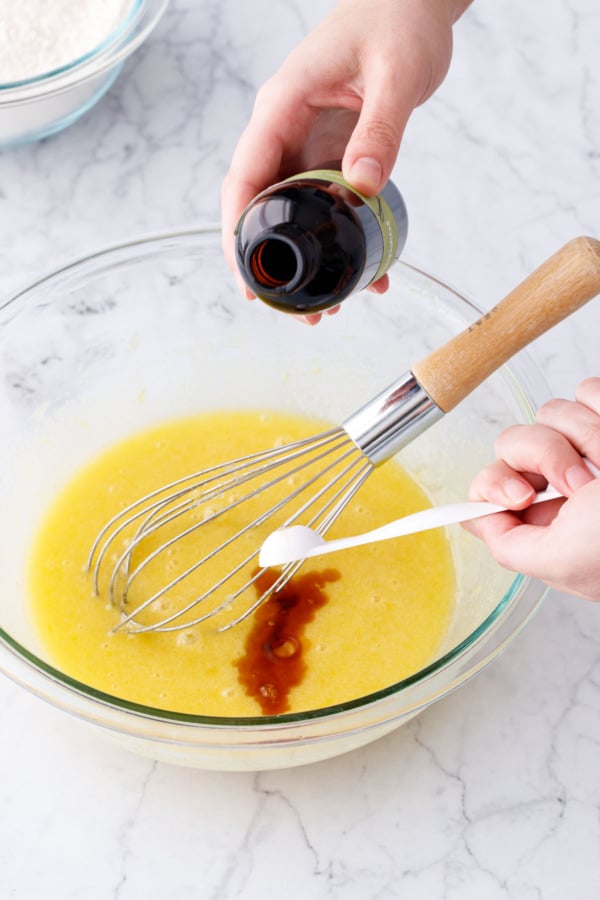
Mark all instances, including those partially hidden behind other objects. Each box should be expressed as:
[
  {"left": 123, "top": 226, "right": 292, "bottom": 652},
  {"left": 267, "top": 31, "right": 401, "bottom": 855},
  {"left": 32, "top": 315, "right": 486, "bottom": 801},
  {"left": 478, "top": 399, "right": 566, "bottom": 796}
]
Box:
[{"left": 28, "top": 410, "right": 455, "bottom": 716}]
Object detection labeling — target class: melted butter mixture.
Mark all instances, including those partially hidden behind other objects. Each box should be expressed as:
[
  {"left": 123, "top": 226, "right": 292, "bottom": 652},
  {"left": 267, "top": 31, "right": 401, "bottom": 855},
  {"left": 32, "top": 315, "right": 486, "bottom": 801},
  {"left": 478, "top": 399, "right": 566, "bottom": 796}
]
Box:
[{"left": 28, "top": 410, "right": 456, "bottom": 716}]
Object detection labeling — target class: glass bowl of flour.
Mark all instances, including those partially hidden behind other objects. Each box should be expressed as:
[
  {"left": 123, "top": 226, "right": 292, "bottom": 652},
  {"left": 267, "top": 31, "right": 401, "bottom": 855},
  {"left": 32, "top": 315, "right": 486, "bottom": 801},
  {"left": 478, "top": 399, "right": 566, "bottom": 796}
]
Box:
[{"left": 0, "top": 0, "right": 168, "bottom": 147}]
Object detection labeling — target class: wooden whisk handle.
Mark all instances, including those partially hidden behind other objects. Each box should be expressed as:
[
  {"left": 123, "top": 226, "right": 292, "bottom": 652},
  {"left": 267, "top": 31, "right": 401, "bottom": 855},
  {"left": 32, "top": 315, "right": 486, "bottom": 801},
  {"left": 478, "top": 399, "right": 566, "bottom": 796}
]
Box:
[{"left": 412, "top": 237, "right": 600, "bottom": 413}]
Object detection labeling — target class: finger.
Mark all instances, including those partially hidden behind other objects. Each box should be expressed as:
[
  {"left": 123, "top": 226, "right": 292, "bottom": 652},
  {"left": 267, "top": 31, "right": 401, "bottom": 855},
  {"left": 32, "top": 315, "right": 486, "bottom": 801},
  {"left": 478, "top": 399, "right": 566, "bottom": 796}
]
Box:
[
  {"left": 220, "top": 84, "right": 316, "bottom": 271},
  {"left": 221, "top": 136, "right": 283, "bottom": 272},
  {"left": 493, "top": 422, "right": 595, "bottom": 497},
  {"left": 341, "top": 64, "right": 419, "bottom": 194},
  {"left": 468, "top": 459, "right": 538, "bottom": 507},
  {"left": 342, "top": 115, "right": 406, "bottom": 197},
  {"left": 535, "top": 394, "right": 600, "bottom": 467},
  {"left": 296, "top": 313, "right": 322, "bottom": 326},
  {"left": 463, "top": 508, "right": 527, "bottom": 543},
  {"left": 465, "top": 494, "right": 566, "bottom": 547},
  {"left": 468, "top": 516, "right": 561, "bottom": 581},
  {"left": 467, "top": 478, "right": 600, "bottom": 591},
  {"left": 294, "top": 303, "right": 342, "bottom": 325},
  {"left": 575, "top": 376, "right": 600, "bottom": 414},
  {"left": 367, "top": 274, "right": 390, "bottom": 295}
]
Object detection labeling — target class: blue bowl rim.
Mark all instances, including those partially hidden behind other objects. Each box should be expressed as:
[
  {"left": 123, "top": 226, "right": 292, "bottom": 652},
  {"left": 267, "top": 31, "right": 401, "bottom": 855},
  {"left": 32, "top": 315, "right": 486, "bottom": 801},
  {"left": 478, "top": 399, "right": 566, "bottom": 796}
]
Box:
[{"left": 0, "top": 0, "right": 168, "bottom": 96}]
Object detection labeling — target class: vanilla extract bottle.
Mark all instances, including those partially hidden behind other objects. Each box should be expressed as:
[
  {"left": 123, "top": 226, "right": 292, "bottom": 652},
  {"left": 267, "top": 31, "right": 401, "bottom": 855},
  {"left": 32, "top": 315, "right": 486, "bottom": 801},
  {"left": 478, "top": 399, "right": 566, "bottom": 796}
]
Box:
[{"left": 234, "top": 168, "right": 408, "bottom": 314}]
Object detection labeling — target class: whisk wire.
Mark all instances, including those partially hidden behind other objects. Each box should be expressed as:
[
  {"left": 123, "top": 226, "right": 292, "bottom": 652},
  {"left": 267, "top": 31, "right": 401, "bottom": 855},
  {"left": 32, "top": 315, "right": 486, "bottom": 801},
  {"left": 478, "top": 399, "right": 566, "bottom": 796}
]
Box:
[
  {"left": 89, "top": 424, "right": 377, "bottom": 633},
  {"left": 110, "top": 431, "right": 360, "bottom": 602},
  {"left": 220, "top": 462, "right": 374, "bottom": 632},
  {"left": 89, "top": 427, "right": 346, "bottom": 583},
  {"left": 111, "top": 437, "right": 373, "bottom": 632}
]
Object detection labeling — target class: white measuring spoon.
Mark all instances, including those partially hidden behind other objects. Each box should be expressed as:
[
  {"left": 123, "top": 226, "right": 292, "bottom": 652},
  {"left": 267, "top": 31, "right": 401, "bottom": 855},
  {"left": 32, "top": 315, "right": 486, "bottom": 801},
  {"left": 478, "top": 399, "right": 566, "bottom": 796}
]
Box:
[{"left": 259, "top": 461, "right": 599, "bottom": 567}]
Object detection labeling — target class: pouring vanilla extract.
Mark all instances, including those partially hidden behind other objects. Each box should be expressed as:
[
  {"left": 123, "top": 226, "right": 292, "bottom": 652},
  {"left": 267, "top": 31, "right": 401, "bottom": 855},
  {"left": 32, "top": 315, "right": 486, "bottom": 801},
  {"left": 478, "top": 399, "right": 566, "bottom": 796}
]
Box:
[{"left": 234, "top": 166, "right": 408, "bottom": 314}]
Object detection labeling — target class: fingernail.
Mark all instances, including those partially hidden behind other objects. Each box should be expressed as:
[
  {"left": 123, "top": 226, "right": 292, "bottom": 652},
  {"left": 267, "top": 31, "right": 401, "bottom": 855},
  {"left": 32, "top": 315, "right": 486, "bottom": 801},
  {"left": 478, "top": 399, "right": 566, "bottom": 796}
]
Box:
[
  {"left": 346, "top": 157, "right": 383, "bottom": 194},
  {"left": 504, "top": 478, "right": 534, "bottom": 504},
  {"left": 566, "top": 464, "right": 594, "bottom": 491}
]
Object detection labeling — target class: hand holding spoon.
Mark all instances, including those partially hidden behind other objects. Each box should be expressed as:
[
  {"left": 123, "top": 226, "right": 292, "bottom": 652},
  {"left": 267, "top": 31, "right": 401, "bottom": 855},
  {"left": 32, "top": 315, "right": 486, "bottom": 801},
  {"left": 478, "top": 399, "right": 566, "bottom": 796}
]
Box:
[{"left": 259, "top": 462, "right": 599, "bottom": 567}]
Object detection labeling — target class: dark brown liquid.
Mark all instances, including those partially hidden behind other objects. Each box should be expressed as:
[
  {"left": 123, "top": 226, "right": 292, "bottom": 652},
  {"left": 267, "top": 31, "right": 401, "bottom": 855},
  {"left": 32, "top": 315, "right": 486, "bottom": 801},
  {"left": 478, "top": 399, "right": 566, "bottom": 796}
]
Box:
[
  {"left": 235, "top": 567, "right": 341, "bottom": 715},
  {"left": 235, "top": 174, "right": 407, "bottom": 314},
  {"left": 235, "top": 182, "right": 369, "bottom": 314}
]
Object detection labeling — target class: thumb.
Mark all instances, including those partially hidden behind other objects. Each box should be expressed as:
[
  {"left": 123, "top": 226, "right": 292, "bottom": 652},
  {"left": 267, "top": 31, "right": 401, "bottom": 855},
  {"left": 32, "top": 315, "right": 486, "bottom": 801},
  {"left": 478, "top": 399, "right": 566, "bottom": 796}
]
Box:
[{"left": 341, "top": 80, "right": 415, "bottom": 195}]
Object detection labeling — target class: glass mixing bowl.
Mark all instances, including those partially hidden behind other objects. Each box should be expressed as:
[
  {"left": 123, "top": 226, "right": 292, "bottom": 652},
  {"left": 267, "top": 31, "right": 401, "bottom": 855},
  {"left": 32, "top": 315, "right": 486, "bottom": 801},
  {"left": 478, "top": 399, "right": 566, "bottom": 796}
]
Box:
[
  {"left": 0, "top": 228, "right": 550, "bottom": 770},
  {"left": 0, "top": 0, "right": 168, "bottom": 147}
]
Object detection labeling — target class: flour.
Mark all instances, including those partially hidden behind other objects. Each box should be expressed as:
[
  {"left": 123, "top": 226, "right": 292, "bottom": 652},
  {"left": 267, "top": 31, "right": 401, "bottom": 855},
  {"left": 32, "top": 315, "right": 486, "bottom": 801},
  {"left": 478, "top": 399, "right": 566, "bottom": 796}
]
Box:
[{"left": 0, "top": 0, "right": 136, "bottom": 83}]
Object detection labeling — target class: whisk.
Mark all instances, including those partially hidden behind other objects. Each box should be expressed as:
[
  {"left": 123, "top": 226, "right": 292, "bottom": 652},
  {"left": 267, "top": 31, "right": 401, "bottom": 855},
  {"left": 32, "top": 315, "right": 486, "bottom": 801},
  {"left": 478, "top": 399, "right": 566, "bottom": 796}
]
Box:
[{"left": 88, "top": 237, "right": 600, "bottom": 634}]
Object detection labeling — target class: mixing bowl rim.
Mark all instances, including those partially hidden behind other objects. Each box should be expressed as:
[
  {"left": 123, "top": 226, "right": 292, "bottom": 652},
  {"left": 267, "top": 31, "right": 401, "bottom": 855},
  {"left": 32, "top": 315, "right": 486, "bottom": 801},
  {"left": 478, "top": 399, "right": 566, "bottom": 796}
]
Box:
[
  {"left": 0, "top": 227, "right": 222, "bottom": 312},
  {"left": 0, "top": 576, "right": 546, "bottom": 732},
  {"left": 0, "top": 0, "right": 168, "bottom": 98},
  {"left": 0, "top": 226, "right": 549, "bottom": 730}
]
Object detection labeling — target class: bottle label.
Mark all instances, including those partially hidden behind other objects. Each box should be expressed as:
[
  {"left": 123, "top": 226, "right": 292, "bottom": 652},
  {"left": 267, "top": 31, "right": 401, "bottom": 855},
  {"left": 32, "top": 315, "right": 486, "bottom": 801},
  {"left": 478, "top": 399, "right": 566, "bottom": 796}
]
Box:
[{"left": 282, "top": 168, "right": 399, "bottom": 282}]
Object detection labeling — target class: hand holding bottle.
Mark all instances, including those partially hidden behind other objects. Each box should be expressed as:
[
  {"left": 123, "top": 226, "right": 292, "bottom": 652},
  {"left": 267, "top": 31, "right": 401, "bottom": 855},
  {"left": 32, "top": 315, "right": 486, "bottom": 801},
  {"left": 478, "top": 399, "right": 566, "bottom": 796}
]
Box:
[
  {"left": 221, "top": 0, "right": 472, "bottom": 322},
  {"left": 234, "top": 168, "right": 408, "bottom": 315},
  {"left": 464, "top": 378, "right": 600, "bottom": 601}
]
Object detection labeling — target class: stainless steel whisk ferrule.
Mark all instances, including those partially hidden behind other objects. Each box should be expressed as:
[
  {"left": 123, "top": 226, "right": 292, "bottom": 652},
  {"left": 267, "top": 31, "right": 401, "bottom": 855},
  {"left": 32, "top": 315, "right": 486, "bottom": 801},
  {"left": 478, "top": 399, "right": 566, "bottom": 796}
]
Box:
[{"left": 343, "top": 371, "right": 443, "bottom": 465}]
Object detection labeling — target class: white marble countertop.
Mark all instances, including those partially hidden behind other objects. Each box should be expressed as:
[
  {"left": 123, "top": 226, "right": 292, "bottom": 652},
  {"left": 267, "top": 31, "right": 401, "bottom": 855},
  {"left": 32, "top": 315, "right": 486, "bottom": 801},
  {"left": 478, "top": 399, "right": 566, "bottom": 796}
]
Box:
[{"left": 1, "top": 1, "right": 600, "bottom": 897}]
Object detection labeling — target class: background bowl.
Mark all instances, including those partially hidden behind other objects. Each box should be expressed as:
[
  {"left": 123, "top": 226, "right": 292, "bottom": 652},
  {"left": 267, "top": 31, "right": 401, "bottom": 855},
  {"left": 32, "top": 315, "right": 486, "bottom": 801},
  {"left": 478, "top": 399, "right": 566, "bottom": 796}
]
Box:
[
  {"left": 0, "top": 227, "right": 550, "bottom": 770},
  {"left": 0, "top": 0, "right": 168, "bottom": 147}
]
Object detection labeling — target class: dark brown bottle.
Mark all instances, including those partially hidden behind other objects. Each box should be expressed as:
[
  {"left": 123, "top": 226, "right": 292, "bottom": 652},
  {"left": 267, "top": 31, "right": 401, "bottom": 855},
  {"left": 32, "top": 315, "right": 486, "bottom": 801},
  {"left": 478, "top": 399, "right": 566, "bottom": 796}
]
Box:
[{"left": 234, "top": 168, "right": 408, "bottom": 314}]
